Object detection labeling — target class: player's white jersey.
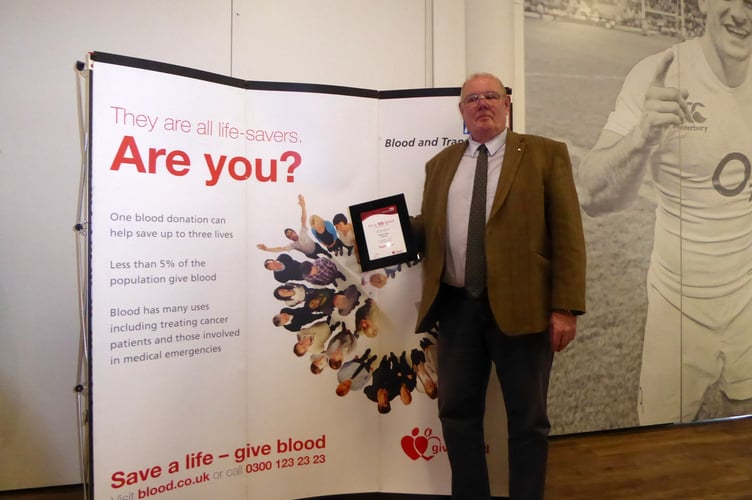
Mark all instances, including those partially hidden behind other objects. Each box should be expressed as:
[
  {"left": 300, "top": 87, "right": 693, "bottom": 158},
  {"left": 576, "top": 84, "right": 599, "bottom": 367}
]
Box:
[{"left": 605, "top": 38, "right": 752, "bottom": 318}]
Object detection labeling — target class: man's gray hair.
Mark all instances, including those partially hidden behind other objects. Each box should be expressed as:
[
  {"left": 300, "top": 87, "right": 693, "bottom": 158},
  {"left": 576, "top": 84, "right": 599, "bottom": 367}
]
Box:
[{"left": 460, "top": 72, "right": 506, "bottom": 100}]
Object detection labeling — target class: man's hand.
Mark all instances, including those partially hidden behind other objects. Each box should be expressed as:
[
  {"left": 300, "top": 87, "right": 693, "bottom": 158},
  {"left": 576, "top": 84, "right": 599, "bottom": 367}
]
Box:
[
  {"left": 549, "top": 310, "right": 577, "bottom": 352},
  {"left": 638, "top": 51, "right": 690, "bottom": 148}
]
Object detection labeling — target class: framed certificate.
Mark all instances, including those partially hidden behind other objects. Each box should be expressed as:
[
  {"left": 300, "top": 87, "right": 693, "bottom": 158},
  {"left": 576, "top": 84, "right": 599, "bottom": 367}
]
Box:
[{"left": 349, "top": 194, "right": 418, "bottom": 272}]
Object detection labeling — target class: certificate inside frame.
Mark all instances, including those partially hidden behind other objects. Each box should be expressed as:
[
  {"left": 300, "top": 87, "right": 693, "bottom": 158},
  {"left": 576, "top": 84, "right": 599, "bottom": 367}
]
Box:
[{"left": 349, "top": 194, "right": 418, "bottom": 272}]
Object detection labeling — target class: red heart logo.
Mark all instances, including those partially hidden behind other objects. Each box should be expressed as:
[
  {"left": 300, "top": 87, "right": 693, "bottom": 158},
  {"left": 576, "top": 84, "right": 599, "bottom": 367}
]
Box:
[
  {"left": 400, "top": 435, "right": 420, "bottom": 460},
  {"left": 414, "top": 435, "right": 428, "bottom": 456}
]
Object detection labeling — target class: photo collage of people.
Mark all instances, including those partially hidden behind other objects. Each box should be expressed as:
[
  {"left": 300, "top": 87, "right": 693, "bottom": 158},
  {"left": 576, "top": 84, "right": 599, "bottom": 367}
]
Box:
[{"left": 258, "top": 194, "right": 439, "bottom": 414}]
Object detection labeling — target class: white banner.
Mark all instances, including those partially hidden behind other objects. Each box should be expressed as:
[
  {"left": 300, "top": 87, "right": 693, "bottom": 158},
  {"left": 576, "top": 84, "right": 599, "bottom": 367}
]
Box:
[{"left": 89, "top": 53, "right": 507, "bottom": 499}]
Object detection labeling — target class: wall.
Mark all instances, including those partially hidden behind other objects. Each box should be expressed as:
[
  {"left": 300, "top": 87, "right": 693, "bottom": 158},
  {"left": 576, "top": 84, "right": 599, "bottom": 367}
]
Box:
[{"left": 0, "top": 0, "right": 519, "bottom": 491}]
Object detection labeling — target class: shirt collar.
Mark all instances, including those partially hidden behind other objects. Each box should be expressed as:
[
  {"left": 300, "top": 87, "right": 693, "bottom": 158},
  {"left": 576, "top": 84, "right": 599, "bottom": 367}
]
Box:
[{"left": 467, "top": 128, "right": 507, "bottom": 157}]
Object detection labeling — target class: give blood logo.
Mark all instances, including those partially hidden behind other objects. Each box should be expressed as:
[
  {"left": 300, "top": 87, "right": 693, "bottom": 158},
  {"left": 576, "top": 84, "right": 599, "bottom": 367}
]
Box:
[{"left": 400, "top": 427, "right": 444, "bottom": 461}]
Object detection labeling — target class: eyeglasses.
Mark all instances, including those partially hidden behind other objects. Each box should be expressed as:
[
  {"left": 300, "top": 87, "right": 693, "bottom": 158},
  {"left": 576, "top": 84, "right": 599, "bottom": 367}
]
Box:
[{"left": 462, "top": 91, "right": 503, "bottom": 105}]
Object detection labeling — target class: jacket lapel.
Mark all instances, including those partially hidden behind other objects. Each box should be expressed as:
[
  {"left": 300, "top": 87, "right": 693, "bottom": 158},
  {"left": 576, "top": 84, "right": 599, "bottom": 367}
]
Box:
[{"left": 490, "top": 131, "right": 524, "bottom": 218}]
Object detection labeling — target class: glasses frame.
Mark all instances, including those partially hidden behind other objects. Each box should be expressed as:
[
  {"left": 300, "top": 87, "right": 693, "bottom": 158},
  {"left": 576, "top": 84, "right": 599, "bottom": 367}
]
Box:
[{"left": 462, "top": 91, "right": 504, "bottom": 106}]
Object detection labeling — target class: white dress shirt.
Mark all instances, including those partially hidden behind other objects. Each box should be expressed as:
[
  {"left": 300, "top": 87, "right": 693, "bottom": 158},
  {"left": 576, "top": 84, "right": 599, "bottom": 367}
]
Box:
[{"left": 443, "top": 129, "right": 507, "bottom": 287}]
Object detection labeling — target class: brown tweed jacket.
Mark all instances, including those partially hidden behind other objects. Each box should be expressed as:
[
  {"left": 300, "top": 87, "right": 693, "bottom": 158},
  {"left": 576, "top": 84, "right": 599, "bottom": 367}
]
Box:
[{"left": 413, "top": 130, "right": 586, "bottom": 335}]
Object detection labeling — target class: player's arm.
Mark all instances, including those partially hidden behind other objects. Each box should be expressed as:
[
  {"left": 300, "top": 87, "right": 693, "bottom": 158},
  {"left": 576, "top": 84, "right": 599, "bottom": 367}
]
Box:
[
  {"left": 577, "top": 51, "right": 689, "bottom": 217},
  {"left": 576, "top": 127, "right": 653, "bottom": 216}
]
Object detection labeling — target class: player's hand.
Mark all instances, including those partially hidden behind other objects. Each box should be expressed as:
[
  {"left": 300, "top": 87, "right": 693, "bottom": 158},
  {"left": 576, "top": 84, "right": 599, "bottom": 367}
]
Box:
[
  {"left": 638, "top": 51, "right": 690, "bottom": 147},
  {"left": 550, "top": 310, "right": 577, "bottom": 352},
  {"left": 256, "top": 243, "right": 267, "bottom": 250}
]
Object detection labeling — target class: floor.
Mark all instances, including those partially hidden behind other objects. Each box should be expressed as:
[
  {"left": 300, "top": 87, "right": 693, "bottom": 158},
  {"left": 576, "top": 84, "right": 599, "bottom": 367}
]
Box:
[{"left": 2, "top": 416, "right": 751, "bottom": 499}]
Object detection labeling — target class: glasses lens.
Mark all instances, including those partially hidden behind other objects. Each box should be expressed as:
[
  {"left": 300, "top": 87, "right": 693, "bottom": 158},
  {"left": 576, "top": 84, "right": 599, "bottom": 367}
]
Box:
[{"left": 464, "top": 92, "right": 501, "bottom": 105}]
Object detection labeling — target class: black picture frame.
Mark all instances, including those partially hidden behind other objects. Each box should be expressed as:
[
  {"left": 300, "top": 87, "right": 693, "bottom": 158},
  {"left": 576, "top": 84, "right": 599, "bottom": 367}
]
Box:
[{"left": 349, "top": 193, "right": 418, "bottom": 272}]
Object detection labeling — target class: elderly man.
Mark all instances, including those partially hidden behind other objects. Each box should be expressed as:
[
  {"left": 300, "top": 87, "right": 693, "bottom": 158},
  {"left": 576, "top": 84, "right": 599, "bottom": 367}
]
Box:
[{"left": 411, "top": 72, "right": 586, "bottom": 499}]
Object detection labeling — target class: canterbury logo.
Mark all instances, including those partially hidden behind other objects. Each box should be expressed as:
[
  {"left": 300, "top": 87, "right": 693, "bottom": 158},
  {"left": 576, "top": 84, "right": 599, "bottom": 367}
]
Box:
[{"left": 687, "top": 101, "right": 707, "bottom": 124}]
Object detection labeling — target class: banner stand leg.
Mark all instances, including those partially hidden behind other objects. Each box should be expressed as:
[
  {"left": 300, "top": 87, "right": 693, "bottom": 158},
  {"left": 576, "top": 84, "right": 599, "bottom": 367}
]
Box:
[{"left": 74, "top": 58, "right": 92, "bottom": 500}]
